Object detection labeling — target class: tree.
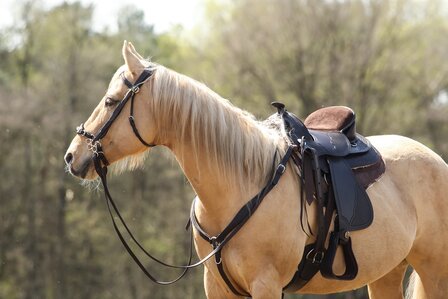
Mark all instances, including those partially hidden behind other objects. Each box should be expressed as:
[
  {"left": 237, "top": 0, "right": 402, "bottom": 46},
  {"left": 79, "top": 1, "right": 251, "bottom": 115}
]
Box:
[{"left": 201, "top": 0, "right": 448, "bottom": 149}]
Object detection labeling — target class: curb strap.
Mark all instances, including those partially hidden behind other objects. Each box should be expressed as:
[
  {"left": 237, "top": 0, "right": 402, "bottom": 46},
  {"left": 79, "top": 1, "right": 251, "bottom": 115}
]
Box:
[{"left": 190, "top": 146, "right": 294, "bottom": 297}]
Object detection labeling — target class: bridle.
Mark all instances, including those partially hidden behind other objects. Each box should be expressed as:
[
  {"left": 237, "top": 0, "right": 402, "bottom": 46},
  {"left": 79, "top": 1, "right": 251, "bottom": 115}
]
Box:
[
  {"left": 76, "top": 67, "right": 157, "bottom": 168},
  {"left": 74, "top": 67, "right": 294, "bottom": 294},
  {"left": 75, "top": 66, "right": 201, "bottom": 284}
]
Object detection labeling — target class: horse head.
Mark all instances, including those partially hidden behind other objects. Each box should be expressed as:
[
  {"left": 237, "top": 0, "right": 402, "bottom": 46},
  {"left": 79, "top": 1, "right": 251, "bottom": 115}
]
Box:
[{"left": 64, "top": 41, "right": 157, "bottom": 179}]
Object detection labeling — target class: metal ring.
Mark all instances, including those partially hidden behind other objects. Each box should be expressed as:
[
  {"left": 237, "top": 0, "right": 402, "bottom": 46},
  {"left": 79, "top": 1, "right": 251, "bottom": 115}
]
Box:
[
  {"left": 215, "top": 257, "right": 222, "bottom": 265},
  {"left": 210, "top": 236, "right": 220, "bottom": 248},
  {"left": 131, "top": 86, "right": 140, "bottom": 93},
  {"left": 277, "top": 164, "right": 286, "bottom": 174}
]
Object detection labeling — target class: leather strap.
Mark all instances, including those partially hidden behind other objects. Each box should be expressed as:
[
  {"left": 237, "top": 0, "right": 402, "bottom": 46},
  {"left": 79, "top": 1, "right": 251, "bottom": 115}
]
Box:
[
  {"left": 320, "top": 218, "right": 358, "bottom": 280},
  {"left": 191, "top": 146, "right": 294, "bottom": 296},
  {"left": 123, "top": 70, "right": 156, "bottom": 147},
  {"left": 283, "top": 172, "right": 336, "bottom": 293},
  {"left": 88, "top": 146, "right": 292, "bottom": 289},
  {"left": 90, "top": 69, "right": 156, "bottom": 146},
  {"left": 94, "top": 158, "right": 193, "bottom": 284},
  {"left": 77, "top": 67, "right": 298, "bottom": 287}
]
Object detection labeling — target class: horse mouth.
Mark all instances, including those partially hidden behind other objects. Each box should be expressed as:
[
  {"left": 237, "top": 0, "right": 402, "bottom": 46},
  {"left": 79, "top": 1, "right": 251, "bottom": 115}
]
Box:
[{"left": 69, "top": 158, "right": 93, "bottom": 179}]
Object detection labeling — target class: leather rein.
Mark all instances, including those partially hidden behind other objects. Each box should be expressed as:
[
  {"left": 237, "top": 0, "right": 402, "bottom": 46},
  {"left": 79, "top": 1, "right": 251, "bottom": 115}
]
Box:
[{"left": 75, "top": 67, "right": 294, "bottom": 293}]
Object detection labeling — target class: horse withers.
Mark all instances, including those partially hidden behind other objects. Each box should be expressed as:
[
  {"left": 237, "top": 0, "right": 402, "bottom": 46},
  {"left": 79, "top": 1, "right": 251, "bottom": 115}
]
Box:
[{"left": 65, "top": 41, "right": 448, "bottom": 299}]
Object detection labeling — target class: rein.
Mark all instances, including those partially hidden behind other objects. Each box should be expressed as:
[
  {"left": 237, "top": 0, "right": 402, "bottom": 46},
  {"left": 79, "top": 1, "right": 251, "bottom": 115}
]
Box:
[{"left": 75, "top": 67, "right": 294, "bottom": 293}]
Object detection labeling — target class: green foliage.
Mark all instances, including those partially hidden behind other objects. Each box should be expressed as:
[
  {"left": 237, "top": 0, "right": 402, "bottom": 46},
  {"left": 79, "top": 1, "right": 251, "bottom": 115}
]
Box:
[
  {"left": 0, "top": 0, "right": 447, "bottom": 298},
  {"left": 200, "top": 0, "right": 448, "bottom": 149}
]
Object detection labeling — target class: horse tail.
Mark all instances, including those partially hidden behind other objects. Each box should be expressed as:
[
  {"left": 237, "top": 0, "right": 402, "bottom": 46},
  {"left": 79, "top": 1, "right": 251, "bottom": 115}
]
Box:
[{"left": 406, "top": 270, "right": 426, "bottom": 299}]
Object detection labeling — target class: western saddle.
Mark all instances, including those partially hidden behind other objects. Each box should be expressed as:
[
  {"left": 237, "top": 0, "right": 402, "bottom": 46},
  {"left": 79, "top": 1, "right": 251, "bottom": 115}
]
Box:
[{"left": 270, "top": 103, "right": 385, "bottom": 292}]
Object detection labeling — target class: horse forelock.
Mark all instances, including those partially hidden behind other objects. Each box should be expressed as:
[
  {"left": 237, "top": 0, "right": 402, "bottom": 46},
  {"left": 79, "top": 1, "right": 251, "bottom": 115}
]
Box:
[{"left": 149, "top": 65, "right": 286, "bottom": 191}]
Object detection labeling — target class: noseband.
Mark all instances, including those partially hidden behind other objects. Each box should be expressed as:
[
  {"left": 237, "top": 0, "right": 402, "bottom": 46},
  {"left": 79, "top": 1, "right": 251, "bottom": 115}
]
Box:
[{"left": 76, "top": 67, "right": 156, "bottom": 168}]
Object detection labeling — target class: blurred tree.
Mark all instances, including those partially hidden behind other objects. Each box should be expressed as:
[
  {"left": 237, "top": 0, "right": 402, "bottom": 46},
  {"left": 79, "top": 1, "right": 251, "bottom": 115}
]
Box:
[
  {"left": 1, "top": 1, "right": 447, "bottom": 299},
  {"left": 200, "top": 0, "right": 448, "bottom": 157}
]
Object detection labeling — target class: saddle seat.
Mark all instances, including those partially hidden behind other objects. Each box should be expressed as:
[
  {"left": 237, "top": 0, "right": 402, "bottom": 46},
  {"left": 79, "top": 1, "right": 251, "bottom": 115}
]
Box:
[
  {"left": 303, "top": 106, "right": 372, "bottom": 156},
  {"left": 304, "top": 106, "right": 356, "bottom": 141}
]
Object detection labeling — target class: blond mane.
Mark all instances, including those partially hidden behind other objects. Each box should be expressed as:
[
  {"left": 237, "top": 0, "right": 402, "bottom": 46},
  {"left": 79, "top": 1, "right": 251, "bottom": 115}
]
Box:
[{"left": 142, "top": 65, "right": 286, "bottom": 190}]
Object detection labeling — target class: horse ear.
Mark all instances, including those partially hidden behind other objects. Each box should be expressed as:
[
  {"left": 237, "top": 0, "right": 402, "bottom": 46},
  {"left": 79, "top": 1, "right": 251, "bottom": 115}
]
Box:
[
  {"left": 128, "top": 42, "right": 145, "bottom": 60},
  {"left": 122, "top": 40, "right": 144, "bottom": 74}
]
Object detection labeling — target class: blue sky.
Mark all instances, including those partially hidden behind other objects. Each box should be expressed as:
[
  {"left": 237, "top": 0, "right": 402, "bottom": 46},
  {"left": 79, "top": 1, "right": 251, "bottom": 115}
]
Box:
[{"left": 0, "top": 0, "right": 203, "bottom": 33}]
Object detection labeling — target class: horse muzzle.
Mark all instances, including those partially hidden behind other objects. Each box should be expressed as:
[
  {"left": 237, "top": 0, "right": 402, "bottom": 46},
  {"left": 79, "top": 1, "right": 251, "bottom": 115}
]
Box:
[{"left": 64, "top": 142, "right": 97, "bottom": 179}]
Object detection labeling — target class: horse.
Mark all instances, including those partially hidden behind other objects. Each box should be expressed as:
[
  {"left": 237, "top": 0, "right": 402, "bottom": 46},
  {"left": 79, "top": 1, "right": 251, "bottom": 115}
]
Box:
[{"left": 65, "top": 41, "right": 448, "bottom": 299}]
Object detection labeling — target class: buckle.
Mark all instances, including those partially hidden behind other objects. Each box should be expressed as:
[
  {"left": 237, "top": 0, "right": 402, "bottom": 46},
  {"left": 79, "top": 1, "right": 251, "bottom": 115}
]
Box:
[
  {"left": 131, "top": 85, "right": 140, "bottom": 93},
  {"left": 339, "top": 230, "right": 350, "bottom": 244},
  {"left": 76, "top": 124, "right": 84, "bottom": 135},
  {"left": 210, "top": 236, "right": 220, "bottom": 249},
  {"left": 87, "top": 139, "right": 102, "bottom": 156},
  {"left": 277, "top": 164, "right": 286, "bottom": 174},
  {"left": 306, "top": 248, "right": 324, "bottom": 264},
  {"left": 210, "top": 237, "right": 222, "bottom": 264}
]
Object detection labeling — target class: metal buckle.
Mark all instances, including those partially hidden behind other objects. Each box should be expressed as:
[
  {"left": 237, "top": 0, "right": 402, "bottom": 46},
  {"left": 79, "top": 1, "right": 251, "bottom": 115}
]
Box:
[
  {"left": 76, "top": 124, "right": 84, "bottom": 135},
  {"left": 87, "top": 139, "right": 102, "bottom": 156},
  {"left": 306, "top": 248, "right": 324, "bottom": 264},
  {"left": 131, "top": 85, "right": 140, "bottom": 93},
  {"left": 277, "top": 164, "right": 286, "bottom": 174},
  {"left": 324, "top": 173, "right": 329, "bottom": 185},
  {"left": 209, "top": 237, "right": 222, "bottom": 264},
  {"left": 210, "top": 236, "right": 220, "bottom": 249}
]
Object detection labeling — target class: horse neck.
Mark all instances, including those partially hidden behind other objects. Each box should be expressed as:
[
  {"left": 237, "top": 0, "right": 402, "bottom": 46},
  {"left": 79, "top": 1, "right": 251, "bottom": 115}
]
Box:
[
  {"left": 154, "top": 70, "right": 278, "bottom": 231},
  {"left": 169, "top": 134, "right": 271, "bottom": 234}
]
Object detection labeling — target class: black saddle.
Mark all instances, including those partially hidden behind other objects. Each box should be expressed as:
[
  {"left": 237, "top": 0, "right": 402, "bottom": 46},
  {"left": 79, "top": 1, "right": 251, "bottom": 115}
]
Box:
[{"left": 270, "top": 102, "right": 385, "bottom": 292}]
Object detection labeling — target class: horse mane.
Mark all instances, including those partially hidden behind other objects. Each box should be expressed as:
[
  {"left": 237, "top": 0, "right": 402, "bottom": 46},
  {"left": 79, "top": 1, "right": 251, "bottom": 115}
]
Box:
[{"left": 143, "top": 65, "right": 286, "bottom": 191}]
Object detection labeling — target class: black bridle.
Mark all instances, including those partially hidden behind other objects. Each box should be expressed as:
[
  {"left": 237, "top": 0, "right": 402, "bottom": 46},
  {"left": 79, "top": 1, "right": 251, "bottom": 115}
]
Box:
[
  {"left": 76, "top": 67, "right": 157, "bottom": 167},
  {"left": 74, "top": 67, "right": 294, "bottom": 294},
  {"left": 76, "top": 67, "right": 202, "bottom": 285}
]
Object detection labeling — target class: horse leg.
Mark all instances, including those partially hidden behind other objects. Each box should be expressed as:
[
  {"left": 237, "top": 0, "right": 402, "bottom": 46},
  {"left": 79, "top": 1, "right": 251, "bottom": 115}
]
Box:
[
  {"left": 249, "top": 268, "right": 283, "bottom": 299},
  {"left": 406, "top": 263, "right": 448, "bottom": 299},
  {"left": 406, "top": 271, "right": 426, "bottom": 299},
  {"left": 367, "top": 260, "right": 408, "bottom": 299},
  {"left": 203, "top": 266, "right": 241, "bottom": 299}
]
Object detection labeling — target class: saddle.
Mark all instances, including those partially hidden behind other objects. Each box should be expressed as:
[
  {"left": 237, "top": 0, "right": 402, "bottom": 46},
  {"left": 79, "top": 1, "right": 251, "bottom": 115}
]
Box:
[{"left": 270, "top": 103, "right": 385, "bottom": 292}]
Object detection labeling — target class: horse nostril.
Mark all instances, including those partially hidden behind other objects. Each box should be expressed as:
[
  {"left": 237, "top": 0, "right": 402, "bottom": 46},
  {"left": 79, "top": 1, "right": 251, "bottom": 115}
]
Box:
[{"left": 64, "top": 152, "right": 73, "bottom": 165}]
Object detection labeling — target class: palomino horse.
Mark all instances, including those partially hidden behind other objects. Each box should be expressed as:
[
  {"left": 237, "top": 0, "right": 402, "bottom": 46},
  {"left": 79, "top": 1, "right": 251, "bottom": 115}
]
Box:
[{"left": 65, "top": 41, "right": 448, "bottom": 298}]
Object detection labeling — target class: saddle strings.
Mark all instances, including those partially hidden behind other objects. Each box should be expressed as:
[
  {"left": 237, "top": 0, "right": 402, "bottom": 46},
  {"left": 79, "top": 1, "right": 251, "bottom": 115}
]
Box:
[{"left": 293, "top": 137, "right": 313, "bottom": 237}]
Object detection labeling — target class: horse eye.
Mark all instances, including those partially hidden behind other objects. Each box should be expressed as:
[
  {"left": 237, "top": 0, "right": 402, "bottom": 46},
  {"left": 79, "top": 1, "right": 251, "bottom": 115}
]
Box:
[{"left": 105, "top": 97, "right": 118, "bottom": 107}]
